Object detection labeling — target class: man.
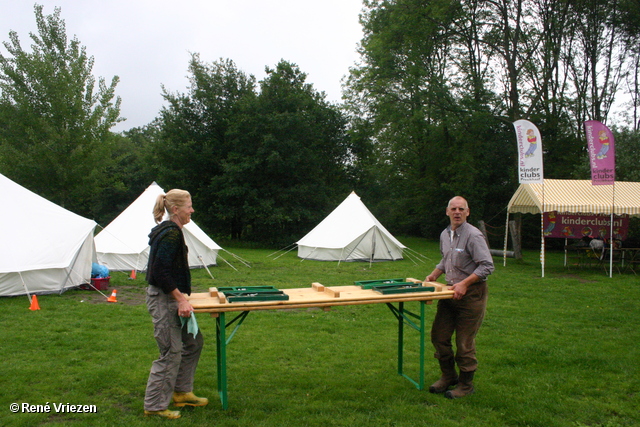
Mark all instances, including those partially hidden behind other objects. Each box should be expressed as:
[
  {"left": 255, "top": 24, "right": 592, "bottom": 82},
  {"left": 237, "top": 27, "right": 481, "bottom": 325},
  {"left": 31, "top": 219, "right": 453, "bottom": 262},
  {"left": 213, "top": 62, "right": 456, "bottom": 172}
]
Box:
[{"left": 425, "top": 196, "right": 494, "bottom": 399}]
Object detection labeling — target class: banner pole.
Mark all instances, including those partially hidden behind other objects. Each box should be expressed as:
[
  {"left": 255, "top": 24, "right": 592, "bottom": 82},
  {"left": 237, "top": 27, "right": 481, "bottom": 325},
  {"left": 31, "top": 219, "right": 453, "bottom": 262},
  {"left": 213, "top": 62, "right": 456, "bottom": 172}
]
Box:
[
  {"left": 513, "top": 119, "right": 544, "bottom": 277},
  {"left": 541, "top": 182, "right": 545, "bottom": 278}
]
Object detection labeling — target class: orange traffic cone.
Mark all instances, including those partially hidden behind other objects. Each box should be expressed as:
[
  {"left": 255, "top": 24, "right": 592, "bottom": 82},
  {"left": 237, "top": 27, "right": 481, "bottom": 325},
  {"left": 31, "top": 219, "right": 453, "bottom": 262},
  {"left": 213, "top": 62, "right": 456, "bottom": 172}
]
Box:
[
  {"left": 129, "top": 270, "right": 136, "bottom": 280},
  {"left": 29, "top": 295, "right": 41, "bottom": 311},
  {"left": 107, "top": 289, "right": 118, "bottom": 303}
]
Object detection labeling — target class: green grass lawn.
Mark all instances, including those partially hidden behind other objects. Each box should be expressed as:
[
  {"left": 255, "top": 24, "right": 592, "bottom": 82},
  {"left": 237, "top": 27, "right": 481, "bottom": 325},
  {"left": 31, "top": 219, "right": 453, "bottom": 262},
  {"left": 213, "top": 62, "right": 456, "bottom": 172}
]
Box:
[{"left": 1, "top": 237, "right": 639, "bottom": 426}]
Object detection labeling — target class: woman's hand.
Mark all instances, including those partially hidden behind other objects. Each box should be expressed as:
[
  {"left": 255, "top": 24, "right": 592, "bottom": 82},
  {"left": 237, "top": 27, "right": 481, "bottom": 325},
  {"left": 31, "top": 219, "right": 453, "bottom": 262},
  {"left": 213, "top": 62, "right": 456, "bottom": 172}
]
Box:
[
  {"left": 178, "top": 300, "right": 194, "bottom": 318},
  {"left": 171, "top": 288, "right": 194, "bottom": 317}
]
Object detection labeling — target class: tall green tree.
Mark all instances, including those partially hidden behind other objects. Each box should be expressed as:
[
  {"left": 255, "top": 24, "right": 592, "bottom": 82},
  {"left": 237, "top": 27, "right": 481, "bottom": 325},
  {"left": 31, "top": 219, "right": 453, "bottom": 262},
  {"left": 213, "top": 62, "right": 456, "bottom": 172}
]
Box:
[
  {"left": 346, "top": 0, "right": 640, "bottom": 240},
  {"left": 218, "top": 60, "right": 351, "bottom": 244},
  {"left": 347, "top": 0, "right": 514, "bottom": 236},
  {"left": 0, "top": 4, "right": 122, "bottom": 215},
  {"left": 156, "top": 55, "right": 257, "bottom": 237},
  {"left": 157, "top": 55, "right": 256, "bottom": 189},
  {"left": 157, "top": 57, "right": 351, "bottom": 245},
  {"left": 92, "top": 123, "right": 160, "bottom": 225}
]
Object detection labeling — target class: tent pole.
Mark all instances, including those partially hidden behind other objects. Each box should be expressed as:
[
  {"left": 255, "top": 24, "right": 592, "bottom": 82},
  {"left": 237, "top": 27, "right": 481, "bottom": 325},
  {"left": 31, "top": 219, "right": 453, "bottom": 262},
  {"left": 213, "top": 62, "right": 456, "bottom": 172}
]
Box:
[
  {"left": 84, "top": 279, "right": 110, "bottom": 299},
  {"left": 404, "top": 247, "right": 430, "bottom": 261},
  {"left": 216, "top": 253, "right": 239, "bottom": 271},
  {"left": 369, "top": 229, "right": 377, "bottom": 268},
  {"left": 609, "top": 184, "right": 616, "bottom": 278},
  {"left": 401, "top": 250, "right": 421, "bottom": 266},
  {"left": 19, "top": 272, "right": 32, "bottom": 304},
  {"left": 503, "top": 212, "right": 510, "bottom": 267},
  {"left": 267, "top": 243, "right": 296, "bottom": 258},
  {"left": 273, "top": 245, "right": 297, "bottom": 260},
  {"left": 609, "top": 211, "right": 614, "bottom": 278},
  {"left": 198, "top": 255, "right": 215, "bottom": 280},
  {"left": 225, "top": 250, "right": 252, "bottom": 267}
]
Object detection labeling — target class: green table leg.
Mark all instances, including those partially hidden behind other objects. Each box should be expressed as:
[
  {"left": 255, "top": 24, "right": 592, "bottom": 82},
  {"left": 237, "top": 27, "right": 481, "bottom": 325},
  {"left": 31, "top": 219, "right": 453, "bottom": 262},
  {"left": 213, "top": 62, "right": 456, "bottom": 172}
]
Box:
[
  {"left": 215, "top": 311, "right": 251, "bottom": 410},
  {"left": 389, "top": 301, "right": 426, "bottom": 390},
  {"left": 216, "top": 303, "right": 427, "bottom": 409},
  {"left": 216, "top": 312, "right": 228, "bottom": 410}
]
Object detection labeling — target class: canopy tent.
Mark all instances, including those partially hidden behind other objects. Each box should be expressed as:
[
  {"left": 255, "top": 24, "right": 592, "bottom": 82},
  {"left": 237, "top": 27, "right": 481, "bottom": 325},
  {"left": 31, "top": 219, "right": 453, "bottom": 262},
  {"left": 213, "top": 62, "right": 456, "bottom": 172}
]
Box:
[
  {"left": 507, "top": 179, "right": 640, "bottom": 216},
  {"left": 296, "top": 191, "right": 406, "bottom": 262},
  {"left": 504, "top": 179, "right": 640, "bottom": 276},
  {"left": 95, "top": 182, "right": 221, "bottom": 272},
  {"left": 0, "top": 173, "right": 97, "bottom": 297}
]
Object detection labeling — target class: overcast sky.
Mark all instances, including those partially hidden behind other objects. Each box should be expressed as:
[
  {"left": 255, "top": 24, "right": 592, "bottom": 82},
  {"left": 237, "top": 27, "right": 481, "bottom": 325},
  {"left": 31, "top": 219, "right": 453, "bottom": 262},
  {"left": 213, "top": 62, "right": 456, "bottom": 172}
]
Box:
[{"left": 1, "top": 1, "right": 365, "bottom": 132}]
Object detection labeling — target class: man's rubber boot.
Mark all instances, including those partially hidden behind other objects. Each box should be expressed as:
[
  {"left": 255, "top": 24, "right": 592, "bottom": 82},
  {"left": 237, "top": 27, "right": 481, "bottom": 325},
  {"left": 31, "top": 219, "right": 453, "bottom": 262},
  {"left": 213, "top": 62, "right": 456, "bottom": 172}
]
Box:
[
  {"left": 172, "top": 391, "right": 209, "bottom": 407},
  {"left": 445, "top": 370, "right": 475, "bottom": 399},
  {"left": 429, "top": 359, "right": 459, "bottom": 393}
]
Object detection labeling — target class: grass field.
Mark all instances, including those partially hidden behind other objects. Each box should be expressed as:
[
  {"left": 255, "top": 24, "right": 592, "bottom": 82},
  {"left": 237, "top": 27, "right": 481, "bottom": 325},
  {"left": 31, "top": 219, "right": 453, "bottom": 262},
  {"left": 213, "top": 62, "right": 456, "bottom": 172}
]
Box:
[{"left": 1, "top": 237, "right": 639, "bottom": 426}]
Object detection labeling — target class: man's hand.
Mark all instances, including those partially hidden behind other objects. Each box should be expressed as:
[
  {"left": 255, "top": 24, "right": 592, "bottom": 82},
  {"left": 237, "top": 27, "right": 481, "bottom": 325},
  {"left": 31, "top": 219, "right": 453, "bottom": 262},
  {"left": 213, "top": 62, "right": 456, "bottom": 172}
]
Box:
[
  {"left": 450, "top": 281, "right": 469, "bottom": 300},
  {"left": 425, "top": 268, "right": 443, "bottom": 283}
]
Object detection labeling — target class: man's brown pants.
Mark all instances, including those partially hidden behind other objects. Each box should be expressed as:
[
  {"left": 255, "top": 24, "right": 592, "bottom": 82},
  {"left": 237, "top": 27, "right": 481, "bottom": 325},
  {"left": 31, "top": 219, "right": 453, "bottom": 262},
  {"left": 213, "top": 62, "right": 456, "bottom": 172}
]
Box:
[{"left": 431, "top": 281, "right": 488, "bottom": 372}]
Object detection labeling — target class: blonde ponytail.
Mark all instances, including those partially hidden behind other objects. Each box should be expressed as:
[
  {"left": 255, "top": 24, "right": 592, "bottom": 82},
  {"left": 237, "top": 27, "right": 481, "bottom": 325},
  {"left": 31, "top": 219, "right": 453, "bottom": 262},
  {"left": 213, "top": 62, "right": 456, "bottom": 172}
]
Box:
[
  {"left": 152, "top": 189, "right": 191, "bottom": 224},
  {"left": 152, "top": 194, "right": 167, "bottom": 224}
]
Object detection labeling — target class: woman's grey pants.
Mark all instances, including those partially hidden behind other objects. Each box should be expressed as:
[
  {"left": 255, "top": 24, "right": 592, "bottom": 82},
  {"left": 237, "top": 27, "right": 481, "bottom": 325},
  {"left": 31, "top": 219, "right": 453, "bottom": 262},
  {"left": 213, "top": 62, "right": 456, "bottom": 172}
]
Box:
[{"left": 144, "top": 285, "right": 204, "bottom": 411}]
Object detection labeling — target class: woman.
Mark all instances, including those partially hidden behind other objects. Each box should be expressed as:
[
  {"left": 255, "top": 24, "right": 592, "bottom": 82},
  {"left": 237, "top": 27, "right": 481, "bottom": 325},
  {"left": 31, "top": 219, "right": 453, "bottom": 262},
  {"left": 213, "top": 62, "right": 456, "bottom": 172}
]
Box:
[{"left": 143, "top": 189, "right": 207, "bottom": 419}]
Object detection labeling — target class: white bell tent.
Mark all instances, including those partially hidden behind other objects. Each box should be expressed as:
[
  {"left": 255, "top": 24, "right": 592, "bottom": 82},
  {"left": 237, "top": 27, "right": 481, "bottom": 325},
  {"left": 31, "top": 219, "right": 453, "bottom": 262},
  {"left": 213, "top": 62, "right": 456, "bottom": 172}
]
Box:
[
  {"left": 0, "top": 173, "right": 97, "bottom": 297},
  {"left": 95, "top": 182, "right": 221, "bottom": 272},
  {"left": 296, "top": 191, "right": 406, "bottom": 262}
]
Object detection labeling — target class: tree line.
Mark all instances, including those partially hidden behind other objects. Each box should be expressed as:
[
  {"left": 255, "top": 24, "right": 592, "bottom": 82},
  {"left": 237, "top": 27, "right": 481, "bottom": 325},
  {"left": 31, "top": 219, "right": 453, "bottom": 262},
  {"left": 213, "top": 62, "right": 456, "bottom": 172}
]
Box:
[{"left": 1, "top": 2, "right": 639, "bottom": 248}]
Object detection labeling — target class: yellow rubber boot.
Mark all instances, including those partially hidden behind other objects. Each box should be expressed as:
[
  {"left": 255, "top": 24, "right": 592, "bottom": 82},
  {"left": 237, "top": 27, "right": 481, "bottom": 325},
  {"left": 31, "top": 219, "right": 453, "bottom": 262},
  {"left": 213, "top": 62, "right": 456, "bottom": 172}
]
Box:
[
  {"left": 172, "top": 391, "right": 209, "bottom": 407},
  {"left": 144, "top": 409, "right": 181, "bottom": 419}
]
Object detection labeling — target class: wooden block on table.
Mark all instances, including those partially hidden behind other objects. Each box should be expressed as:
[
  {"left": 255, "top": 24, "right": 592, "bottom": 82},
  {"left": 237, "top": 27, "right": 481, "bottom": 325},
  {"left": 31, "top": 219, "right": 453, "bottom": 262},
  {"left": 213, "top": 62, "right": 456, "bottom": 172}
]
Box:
[
  {"left": 312, "top": 282, "right": 340, "bottom": 297},
  {"left": 426, "top": 283, "right": 443, "bottom": 292},
  {"left": 324, "top": 287, "right": 341, "bottom": 298},
  {"left": 217, "top": 292, "right": 227, "bottom": 303}
]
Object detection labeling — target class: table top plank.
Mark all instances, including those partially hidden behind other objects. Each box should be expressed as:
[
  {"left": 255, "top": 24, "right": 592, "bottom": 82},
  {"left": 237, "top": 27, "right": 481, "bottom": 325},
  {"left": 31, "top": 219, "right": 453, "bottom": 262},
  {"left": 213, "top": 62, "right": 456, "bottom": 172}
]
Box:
[{"left": 188, "top": 279, "right": 454, "bottom": 313}]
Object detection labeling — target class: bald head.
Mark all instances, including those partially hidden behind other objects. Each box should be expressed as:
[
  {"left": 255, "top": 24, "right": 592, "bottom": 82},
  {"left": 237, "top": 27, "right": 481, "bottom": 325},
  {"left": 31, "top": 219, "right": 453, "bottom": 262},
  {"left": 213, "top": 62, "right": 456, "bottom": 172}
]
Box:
[
  {"left": 446, "top": 196, "right": 470, "bottom": 230},
  {"left": 447, "top": 196, "right": 469, "bottom": 210}
]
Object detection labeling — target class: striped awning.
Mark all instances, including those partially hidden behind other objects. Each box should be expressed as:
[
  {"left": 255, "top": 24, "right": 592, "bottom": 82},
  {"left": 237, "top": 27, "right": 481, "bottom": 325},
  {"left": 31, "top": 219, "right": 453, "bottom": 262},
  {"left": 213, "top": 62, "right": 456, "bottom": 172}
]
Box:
[{"left": 507, "top": 179, "right": 640, "bottom": 216}]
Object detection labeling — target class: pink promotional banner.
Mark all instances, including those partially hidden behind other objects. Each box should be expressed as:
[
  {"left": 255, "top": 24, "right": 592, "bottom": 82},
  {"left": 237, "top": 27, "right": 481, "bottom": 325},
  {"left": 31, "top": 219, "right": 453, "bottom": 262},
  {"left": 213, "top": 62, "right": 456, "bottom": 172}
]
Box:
[
  {"left": 543, "top": 212, "right": 629, "bottom": 240},
  {"left": 513, "top": 119, "right": 543, "bottom": 184},
  {"left": 584, "top": 120, "right": 615, "bottom": 185}
]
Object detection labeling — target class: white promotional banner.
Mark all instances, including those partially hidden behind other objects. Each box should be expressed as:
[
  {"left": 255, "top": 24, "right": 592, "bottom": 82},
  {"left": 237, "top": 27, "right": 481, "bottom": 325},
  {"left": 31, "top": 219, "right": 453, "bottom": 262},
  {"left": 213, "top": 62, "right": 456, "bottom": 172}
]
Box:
[{"left": 513, "top": 119, "right": 544, "bottom": 184}]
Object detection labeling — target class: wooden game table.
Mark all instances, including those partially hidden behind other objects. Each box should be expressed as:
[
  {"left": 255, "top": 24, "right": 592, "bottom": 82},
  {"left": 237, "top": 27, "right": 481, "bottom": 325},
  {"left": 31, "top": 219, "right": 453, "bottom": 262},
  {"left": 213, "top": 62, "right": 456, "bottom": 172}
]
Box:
[{"left": 187, "top": 278, "right": 454, "bottom": 409}]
